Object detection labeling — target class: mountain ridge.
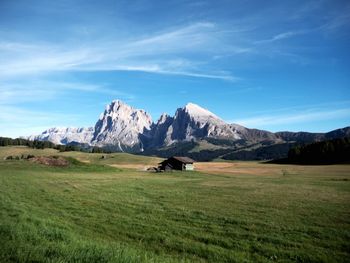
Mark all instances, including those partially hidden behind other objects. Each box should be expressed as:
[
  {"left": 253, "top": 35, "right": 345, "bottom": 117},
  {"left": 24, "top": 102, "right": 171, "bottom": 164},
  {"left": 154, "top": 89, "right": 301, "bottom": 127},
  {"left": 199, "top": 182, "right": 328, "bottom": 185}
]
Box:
[{"left": 27, "top": 100, "right": 350, "bottom": 159}]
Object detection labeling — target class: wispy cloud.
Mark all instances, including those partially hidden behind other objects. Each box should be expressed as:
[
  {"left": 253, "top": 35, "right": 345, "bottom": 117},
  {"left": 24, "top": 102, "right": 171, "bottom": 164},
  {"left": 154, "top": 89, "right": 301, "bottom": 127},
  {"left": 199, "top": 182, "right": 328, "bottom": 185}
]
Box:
[
  {"left": 230, "top": 108, "right": 350, "bottom": 129},
  {"left": 0, "top": 105, "right": 83, "bottom": 138},
  {"left": 319, "top": 13, "right": 350, "bottom": 32},
  {"left": 100, "top": 64, "right": 238, "bottom": 81},
  {"left": 289, "top": 1, "right": 350, "bottom": 33},
  {"left": 255, "top": 31, "right": 305, "bottom": 44},
  {"left": 0, "top": 22, "right": 241, "bottom": 81},
  {"left": 248, "top": 100, "right": 350, "bottom": 115},
  {"left": 0, "top": 46, "right": 93, "bottom": 77},
  {"left": 0, "top": 80, "right": 135, "bottom": 104},
  {"left": 129, "top": 22, "right": 215, "bottom": 48}
]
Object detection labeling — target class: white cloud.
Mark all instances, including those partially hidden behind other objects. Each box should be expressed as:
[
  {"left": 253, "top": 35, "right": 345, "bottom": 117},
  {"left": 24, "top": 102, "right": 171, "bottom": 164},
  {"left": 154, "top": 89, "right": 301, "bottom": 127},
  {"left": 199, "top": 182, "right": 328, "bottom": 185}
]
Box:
[
  {"left": 230, "top": 108, "right": 350, "bottom": 128},
  {"left": 0, "top": 22, "right": 240, "bottom": 81},
  {"left": 319, "top": 13, "right": 350, "bottom": 32},
  {"left": 95, "top": 64, "right": 238, "bottom": 81},
  {"left": 255, "top": 31, "right": 304, "bottom": 44},
  {"left": 0, "top": 80, "right": 135, "bottom": 104},
  {"left": 129, "top": 22, "right": 215, "bottom": 47},
  {"left": 0, "top": 105, "right": 82, "bottom": 138}
]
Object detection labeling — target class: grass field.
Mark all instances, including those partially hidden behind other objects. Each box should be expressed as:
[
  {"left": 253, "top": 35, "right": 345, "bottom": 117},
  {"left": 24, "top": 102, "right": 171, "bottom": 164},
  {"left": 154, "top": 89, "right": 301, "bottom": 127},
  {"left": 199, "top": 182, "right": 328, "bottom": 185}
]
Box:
[{"left": 1, "top": 147, "right": 349, "bottom": 262}]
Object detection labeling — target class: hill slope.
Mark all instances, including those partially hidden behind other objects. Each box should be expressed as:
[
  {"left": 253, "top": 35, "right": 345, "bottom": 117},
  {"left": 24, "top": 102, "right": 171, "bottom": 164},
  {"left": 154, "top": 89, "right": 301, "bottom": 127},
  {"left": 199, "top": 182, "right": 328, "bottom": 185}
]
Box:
[
  {"left": 271, "top": 137, "right": 350, "bottom": 164},
  {"left": 1, "top": 148, "right": 349, "bottom": 262}
]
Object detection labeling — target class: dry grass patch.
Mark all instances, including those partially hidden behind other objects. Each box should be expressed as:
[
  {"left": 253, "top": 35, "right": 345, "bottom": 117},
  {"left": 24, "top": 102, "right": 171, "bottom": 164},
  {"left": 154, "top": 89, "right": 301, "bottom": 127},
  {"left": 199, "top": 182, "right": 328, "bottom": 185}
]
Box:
[
  {"left": 29, "top": 156, "right": 70, "bottom": 167},
  {"left": 195, "top": 161, "right": 284, "bottom": 176},
  {"left": 195, "top": 161, "right": 336, "bottom": 177},
  {"left": 109, "top": 164, "right": 155, "bottom": 171},
  {"left": 0, "top": 146, "right": 57, "bottom": 159}
]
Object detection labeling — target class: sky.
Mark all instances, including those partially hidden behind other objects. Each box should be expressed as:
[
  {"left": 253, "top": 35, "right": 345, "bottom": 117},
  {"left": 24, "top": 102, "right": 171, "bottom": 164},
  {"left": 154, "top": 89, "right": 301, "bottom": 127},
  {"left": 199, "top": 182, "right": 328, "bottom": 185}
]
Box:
[{"left": 0, "top": 0, "right": 349, "bottom": 138}]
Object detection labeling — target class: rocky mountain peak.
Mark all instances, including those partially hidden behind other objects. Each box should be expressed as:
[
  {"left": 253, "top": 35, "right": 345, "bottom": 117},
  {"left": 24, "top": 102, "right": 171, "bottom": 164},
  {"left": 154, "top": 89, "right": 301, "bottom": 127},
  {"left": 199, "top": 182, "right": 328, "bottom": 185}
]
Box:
[
  {"left": 157, "top": 113, "right": 171, "bottom": 125},
  {"left": 103, "top": 100, "right": 135, "bottom": 115},
  {"left": 91, "top": 100, "right": 152, "bottom": 151},
  {"left": 28, "top": 127, "right": 94, "bottom": 145},
  {"left": 28, "top": 100, "right": 349, "bottom": 156}
]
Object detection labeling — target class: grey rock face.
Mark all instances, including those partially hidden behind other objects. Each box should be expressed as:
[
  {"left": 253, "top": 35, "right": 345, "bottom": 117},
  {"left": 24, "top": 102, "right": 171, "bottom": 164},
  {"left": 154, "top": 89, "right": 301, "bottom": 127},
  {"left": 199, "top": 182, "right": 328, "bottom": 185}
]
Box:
[
  {"left": 91, "top": 100, "right": 153, "bottom": 151},
  {"left": 26, "top": 100, "right": 350, "bottom": 152},
  {"left": 159, "top": 103, "right": 250, "bottom": 146},
  {"left": 27, "top": 127, "right": 94, "bottom": 145},
  {"left": 146, "top": 113, "right": 174, "bottom": 148}
]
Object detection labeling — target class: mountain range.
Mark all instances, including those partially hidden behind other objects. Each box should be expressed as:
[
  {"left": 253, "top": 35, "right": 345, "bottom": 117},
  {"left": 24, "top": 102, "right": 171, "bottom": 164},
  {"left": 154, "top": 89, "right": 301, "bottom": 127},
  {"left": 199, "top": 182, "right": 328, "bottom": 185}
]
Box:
[{"left": 27, "top": 100, "right": 350, "bottom": 160}]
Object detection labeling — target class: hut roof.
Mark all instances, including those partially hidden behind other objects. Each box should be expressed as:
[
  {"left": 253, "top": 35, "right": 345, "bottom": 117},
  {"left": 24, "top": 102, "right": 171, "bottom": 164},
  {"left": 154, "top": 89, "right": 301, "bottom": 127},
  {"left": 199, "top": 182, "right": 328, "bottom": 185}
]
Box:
[
  {"left": 159, "top": 156, "right": 195, "bottom": 165},
  {"left": 172, "top": 156, "right": 195, "bottom": 164}
]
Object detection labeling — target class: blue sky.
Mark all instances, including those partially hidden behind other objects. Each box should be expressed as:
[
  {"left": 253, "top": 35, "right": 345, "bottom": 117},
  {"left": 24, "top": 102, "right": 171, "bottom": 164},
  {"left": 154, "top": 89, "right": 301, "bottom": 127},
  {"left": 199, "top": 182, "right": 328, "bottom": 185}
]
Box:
[{"left": 1, "top": 0, "right": 349, "bottom": 137}]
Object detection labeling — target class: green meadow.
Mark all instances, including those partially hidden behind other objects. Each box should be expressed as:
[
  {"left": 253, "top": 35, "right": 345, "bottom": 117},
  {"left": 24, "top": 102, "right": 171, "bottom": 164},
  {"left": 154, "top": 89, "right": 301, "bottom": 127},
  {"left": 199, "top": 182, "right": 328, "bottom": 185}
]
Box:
[{"left": 0, "top": 147, "right": 349, "bottom": 262}]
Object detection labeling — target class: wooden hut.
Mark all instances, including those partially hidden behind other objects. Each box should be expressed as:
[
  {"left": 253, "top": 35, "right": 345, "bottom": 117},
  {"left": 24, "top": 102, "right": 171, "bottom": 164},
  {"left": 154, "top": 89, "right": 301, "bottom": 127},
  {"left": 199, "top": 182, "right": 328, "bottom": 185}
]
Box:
[{"left": 159, "top": 156, "right": 195, "bottom": 171}]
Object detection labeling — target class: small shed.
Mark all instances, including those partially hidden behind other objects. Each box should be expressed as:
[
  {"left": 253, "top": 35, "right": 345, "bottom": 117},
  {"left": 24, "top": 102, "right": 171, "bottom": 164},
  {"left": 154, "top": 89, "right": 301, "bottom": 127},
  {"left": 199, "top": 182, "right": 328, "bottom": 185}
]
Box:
[{"left": 159, "top": 156, "right": 195, "bottom": 171}]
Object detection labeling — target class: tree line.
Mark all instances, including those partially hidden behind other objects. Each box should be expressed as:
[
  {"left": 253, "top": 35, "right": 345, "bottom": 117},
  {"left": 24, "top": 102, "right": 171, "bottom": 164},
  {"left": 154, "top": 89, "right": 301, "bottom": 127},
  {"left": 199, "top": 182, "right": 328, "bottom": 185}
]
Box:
[
  {"left": 0, "top": 137, "right": 110, "bottom": 153},
  {"left": 286, "top": 137, "right": 350, "bottom": 164},
  {"left": 0, "top": 137, "right": 56, "bottom": 149}
]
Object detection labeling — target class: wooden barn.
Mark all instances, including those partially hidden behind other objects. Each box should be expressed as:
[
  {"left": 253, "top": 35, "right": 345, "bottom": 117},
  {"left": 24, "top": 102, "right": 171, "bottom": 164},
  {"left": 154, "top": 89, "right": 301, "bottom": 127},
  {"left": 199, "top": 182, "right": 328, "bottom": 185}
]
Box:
[{"left": 159, "top": 156, "right": 195, "bottom": 171}]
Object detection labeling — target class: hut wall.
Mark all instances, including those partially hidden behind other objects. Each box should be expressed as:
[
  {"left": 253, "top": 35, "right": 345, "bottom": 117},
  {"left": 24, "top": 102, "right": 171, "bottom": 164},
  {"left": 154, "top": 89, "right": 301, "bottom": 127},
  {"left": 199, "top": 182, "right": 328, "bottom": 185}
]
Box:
[{"left": 185, "top": 163, "right": 194, "bottom": 171}]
